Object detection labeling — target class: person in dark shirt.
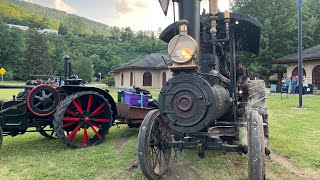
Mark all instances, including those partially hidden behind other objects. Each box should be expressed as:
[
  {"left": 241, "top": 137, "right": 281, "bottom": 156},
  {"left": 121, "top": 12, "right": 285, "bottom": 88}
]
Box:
[{"left": 290, "top": 76, "right": 297, "bottom": 94}]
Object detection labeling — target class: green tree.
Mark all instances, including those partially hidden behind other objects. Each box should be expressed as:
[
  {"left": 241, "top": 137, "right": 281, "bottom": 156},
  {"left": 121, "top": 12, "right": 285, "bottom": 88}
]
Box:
[
  {"left": 232, "top": 0, "right": 317, "bottom": 83},
  {"left": 24, "top": 28, "right": 52, "bottom": 77},
  {"left": 89, "top": 54, "right": 108, "bottom": 77},
  {"left": 58, "top": 22, "right": 68, "bottom": 35},
  {"left": 72, "top": 55, "right": 94, "bottom": 83},
  {"left": 121, "top": 27, "right": 134, "bottom": 42},
  {"left": 47, "top": 33, "right": 68, "bottom": 75},
  {"left": 0, "top": 22, "right": 26, "bottom": 80}
]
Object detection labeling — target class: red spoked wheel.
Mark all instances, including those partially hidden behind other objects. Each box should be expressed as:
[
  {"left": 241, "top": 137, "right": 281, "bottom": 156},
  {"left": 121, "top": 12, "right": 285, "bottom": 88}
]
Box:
[{"left": 53, "top": 91, "right": 113, "bottom": 148}]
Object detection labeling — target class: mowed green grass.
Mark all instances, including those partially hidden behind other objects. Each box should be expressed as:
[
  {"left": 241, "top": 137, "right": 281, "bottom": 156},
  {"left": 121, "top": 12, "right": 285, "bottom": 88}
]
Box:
[
  {"left": 268, "top": 94, "right": 320, "bottom": 176},
  {"left": 0, "top": 84, "right": 319, "bottom": 179}
]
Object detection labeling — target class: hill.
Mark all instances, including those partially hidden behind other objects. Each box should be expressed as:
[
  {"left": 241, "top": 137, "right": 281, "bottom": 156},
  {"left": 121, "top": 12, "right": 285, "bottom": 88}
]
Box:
[{"left": 1, "top": 0, "right": 110, "bottom": 35}]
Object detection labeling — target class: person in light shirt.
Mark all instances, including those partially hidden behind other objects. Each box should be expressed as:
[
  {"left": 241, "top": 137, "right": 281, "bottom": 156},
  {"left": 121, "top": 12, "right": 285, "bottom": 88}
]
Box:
[{"left": 302, "top": 76, "right": 308, "bottom": 95}]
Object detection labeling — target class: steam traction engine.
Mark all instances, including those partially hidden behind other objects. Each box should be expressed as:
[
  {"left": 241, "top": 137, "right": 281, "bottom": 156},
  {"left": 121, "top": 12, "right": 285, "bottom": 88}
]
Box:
[
  {"left": 138, "top": 0, "right": 269, "bottom": 179},
  {"left": 0, "top": 55, "right": 117, "bottom": 148}
]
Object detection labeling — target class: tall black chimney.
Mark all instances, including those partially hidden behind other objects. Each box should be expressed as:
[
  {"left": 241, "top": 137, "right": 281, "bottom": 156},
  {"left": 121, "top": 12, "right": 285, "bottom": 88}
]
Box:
[
  {"left": 177, "top": 0, "right": 201, "bottom": 44},
  {"left": 63, "top": 55, "right": 70, "bottom": 78}
]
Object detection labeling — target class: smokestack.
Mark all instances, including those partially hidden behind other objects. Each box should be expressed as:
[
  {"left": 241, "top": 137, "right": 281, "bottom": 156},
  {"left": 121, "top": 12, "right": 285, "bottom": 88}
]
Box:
[
  {"left": 63, "top": 55, "right": 70, "bottom": 78},
  {"left": 209, "top": 0, "right": 218, "bottom": 15},
  {"left": 177, "top": 0, "right": 201, "bottom": 45}
]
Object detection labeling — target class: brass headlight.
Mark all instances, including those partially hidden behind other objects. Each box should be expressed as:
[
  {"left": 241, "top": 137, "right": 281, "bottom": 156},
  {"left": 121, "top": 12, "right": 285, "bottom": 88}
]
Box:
[{"left": 168, "top": 35, "right": 198, "bottom": 64}]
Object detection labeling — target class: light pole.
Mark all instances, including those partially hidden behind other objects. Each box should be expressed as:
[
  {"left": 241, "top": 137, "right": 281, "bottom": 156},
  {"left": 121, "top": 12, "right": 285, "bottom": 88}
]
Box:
[
  {"left": 298, "top": 0, "right": 303, "bottom": 108},
  {"left": 99, "top": 72, "right": 101, "bottom": 84}
]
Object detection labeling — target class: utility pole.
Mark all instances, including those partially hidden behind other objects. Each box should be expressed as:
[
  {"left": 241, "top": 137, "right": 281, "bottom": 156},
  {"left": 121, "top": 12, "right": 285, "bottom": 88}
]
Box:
[{"left": 298, "top": 0, "right": 303, "bottom": 108}]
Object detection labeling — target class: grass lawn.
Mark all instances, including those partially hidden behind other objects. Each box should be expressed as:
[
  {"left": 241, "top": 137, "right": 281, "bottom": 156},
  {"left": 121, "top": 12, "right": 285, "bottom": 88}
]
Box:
[
  {"left": 268, "top": 94, "right": 320, "bottom": 176},
  {"left": 0, "top": 81, "right": 25, "bottom": 86},
  {"left": 0, "top": 84, "right": 319, "bottom": 179}
]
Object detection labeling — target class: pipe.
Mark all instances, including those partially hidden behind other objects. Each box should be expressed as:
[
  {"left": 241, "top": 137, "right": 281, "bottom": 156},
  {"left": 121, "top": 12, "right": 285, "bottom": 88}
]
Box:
[
  {"left": 177, "top": 0, "right": 201, "bottom": 44},
  {"left": 0, "top": 85, "right": 35, "bottom": 89},
  {"left": 209, "top": 0, "right": 218, "bottom": 15}
]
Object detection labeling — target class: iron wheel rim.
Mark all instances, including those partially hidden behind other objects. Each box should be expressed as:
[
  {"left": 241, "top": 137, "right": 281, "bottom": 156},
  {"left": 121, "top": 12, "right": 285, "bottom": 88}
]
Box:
[
  {"left": 54, "top": 91, "right": 112, "bottom": 148},
  {"left": 138, "top": 109, "right": 171, "bottom": 179}
]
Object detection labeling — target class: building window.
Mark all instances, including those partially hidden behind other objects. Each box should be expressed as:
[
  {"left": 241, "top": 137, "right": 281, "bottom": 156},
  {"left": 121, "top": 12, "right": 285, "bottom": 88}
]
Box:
[
  {"left": 312, "top": 65, "right": 320, "bottom": 90},
  {"left": 143, "top": 72, "right": 152, "bottom": 86},
  {"left": 162, "top": 72, "right": 167, "bottom": 86},
  {"left": 292, "top": 67, "right": 306, "bottom": 77},
  {"left": 121, "top": 73, "right": 124, "bottom": 86},
  {"left": 130, "top": 72, "right": 133, "bottom": 86}
]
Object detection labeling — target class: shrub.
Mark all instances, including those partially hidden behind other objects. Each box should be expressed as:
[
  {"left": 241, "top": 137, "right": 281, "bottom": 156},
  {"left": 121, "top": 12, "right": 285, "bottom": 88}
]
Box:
[{"left": 104, "top": 76, "right": 115, "bottom": 87}]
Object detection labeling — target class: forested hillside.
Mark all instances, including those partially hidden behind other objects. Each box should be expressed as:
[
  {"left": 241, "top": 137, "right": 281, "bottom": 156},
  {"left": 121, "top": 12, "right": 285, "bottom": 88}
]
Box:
[
  {"left": 0, "top": 0, "right": 166, "bottom": 82},
  {"left": 0, "top": 0, "right": 56, "bottom": 28},
  {"left": 1, "top": 0, "right": 111, "bottom": 35}
]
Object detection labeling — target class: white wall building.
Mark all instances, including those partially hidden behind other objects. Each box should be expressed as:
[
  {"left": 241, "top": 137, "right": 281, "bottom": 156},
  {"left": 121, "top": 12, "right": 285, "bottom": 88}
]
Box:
[{"left": 112, "top": 53, "right": 173, "bottom": 89}]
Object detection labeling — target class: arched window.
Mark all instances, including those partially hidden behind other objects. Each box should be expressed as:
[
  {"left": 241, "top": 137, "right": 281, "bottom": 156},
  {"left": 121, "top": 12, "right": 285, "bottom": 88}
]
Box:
[
  {"left": 121, "top": 73, "right": 124, "bottom": 86},
  {"left": 162, "top": 72, "right": 167, "bottom": 86},
  {"left": 312, "top": 65, "right": 320, "bottom": 90},
  {"left": 143, "top": 72, "right": 152, "bottom": 86},
  {"left": 292, "top": 67, "right": 306, "bottom": 77},
  {"left": 130, "top": 72, "right": 133, "bottom": 86}
]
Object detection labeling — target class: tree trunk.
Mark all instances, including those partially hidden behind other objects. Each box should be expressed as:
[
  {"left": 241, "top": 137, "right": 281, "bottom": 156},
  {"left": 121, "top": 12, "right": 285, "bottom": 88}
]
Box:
[{"left": 277, "top": 73, "right": 284, "bottom": 92}]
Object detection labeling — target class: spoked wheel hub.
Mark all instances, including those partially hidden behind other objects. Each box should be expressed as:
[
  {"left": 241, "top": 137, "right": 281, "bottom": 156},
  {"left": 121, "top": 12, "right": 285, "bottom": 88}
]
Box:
[
  {"left": 27, "top": 84, "right": 60, "bottom": 116},
  {"left": 36, "top": 125, "right": 57, "bottom": 139},
  {"left": 138, "top": 109, "right": 172, "bottom": 180},
  {"left": 53, "top": 91, "right": 112, "bottom": 148}
]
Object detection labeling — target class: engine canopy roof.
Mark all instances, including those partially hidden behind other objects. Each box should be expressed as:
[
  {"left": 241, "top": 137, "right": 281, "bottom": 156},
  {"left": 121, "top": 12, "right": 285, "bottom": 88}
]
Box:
[{"left": 160, "top": 12, "right": 261, "bottom": 55}]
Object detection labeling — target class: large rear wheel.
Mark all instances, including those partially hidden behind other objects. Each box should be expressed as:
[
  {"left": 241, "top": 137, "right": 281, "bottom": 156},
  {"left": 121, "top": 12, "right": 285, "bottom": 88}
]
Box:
[
  {"left": 138, "top": 109, "right": 171, "bottom": 180},
  {"left": 248, "top": 109, "right": 266, "bottom": 180},
  {"left": 53, "top": 91, "right": 113, "bottom": 148}
]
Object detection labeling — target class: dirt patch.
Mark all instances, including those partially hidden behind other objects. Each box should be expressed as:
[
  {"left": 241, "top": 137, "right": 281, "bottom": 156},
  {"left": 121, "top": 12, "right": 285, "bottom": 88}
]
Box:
[
  {"left": 233, "top": 160, "right": 242, "bottom": 172},
  {"left": 115, "top": 128, "right": 138, "bottom": 151},
  {"left": 265, "top": 167, "right": 280, "bottom": 180},
  {"left": 115, "top": 136, "right": 130, "bottom": 150},
  {"left": 127, "top": 155, "right": 139, "bottom": 180},
  {"left": 160, "top": 161, "right": 201, "bottom": 180},
  {"left": 271, "top": 154, "right": 318, "bottom": 180}
]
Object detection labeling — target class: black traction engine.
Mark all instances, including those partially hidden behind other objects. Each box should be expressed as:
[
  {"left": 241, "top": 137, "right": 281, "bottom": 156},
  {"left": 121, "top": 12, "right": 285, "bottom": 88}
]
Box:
[{"left": 138, "top": 0, "right": 269, "bottom": 180}]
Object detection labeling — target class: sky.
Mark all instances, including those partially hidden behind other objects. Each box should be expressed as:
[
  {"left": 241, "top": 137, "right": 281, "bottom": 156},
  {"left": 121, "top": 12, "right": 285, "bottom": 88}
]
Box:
[{"left": 23, "top": 0, "right": 230, "bottom": 31}]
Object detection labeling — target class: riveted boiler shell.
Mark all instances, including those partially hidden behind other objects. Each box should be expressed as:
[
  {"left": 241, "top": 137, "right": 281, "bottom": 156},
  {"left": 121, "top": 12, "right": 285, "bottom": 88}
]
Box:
[{"left": 158, "top": 74, "right": 230, "bottom": 133}]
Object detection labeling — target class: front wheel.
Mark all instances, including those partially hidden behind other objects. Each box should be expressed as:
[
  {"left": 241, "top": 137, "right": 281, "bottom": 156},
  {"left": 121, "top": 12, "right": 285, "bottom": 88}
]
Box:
[
  {"left": 248, "top": 109, "right": 266, "bottom": 180},
  {"left": 138, "top": 109, "right": 171, "bottom": 180}
]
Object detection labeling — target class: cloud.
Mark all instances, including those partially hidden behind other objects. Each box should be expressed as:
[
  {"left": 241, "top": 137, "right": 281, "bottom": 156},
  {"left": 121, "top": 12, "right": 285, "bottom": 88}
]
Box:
[
  {"left": 108, "top": 0, "right": 230, "bottom": 31},
  {"left": 114, "top": 0, "right": 151, "bottom": 14},
  {"left": 24, "top": 0, "right": 76, "bottom": 13},
  {"left": 53, "top": 0, "right": 76, "bottom": 13}
]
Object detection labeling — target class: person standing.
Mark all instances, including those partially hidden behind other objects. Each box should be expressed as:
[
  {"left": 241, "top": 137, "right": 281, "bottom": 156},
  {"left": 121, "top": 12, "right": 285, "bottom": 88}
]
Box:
[
  {"left": 285, "top": 77, "right": 291, "bottom": 93},
  {"left": 302, "top": 76, "right": 308, "bottom": 95},
  {"left": 290, "top": 76, "right": 297, "bottom": 94}
]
